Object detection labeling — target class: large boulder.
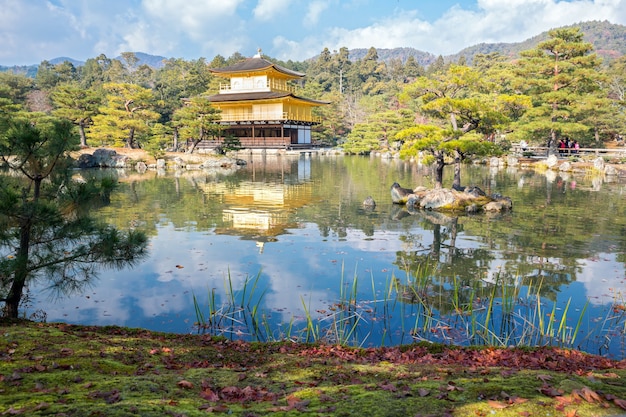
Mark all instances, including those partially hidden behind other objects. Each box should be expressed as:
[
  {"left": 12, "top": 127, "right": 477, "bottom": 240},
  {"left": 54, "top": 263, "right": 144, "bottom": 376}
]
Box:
[
  {"left": 77, "top": 153, "right": 96, "bottom": 168},
  {"left": 390, "top": 182, "right": 416, "bottom": 204},
  {"left": 419, "top": 188, "right": 457, "bottom": 210},
  {"left": 391, "top": 183, "right": 512, "bottom": 213},
  {"left": 92, "top": 149, "right": 131, "bottom": 168}
]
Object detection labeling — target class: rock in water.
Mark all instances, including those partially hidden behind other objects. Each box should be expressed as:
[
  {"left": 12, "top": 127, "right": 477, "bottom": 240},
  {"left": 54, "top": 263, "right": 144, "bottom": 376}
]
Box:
[
  {"left": 391, "top": 182, "right": 415, "bottom": 204},
  {"left": 362, "top": 196, "right": 376, "bottom": 208}
]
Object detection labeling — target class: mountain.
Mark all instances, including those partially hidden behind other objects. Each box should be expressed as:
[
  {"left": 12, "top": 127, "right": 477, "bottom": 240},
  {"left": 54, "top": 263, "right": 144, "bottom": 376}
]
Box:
[
  {"left": 120, "top": 52, "right": 168, "bottom": 69},
  {"left": 48, "top": 56, "right": 85, "bottom": 67},
  {"left": 0, "top": 52, "right": 167, "bottom": 77},
  {"left": 447, "top": 20, "right": 626, "bottom": 64}
]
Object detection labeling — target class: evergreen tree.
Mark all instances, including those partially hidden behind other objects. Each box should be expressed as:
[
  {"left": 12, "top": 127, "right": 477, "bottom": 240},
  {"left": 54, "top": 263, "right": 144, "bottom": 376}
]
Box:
[
  {"left": 172, "top": 96, "right": 222, "bottom": 153},
  {"left": 51, "top": 83, "right": 102, "bottom": 147},
  {"left": 91, "top": 83, "right": 160, "bottom": 148},
  {"left": 510, "top": 27, "right": 602, "bottom": 153},
  {"left": 0, "top": 116, "right": 147, "bottom": 318},
  {"left": 399, "top": 65, "right": 525, "bottom": 188}
]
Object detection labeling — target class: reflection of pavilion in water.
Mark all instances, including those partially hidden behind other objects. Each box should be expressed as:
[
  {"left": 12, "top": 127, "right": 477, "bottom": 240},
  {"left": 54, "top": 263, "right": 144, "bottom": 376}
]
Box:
[{"left": 203, "top": 155, "right": 315, "bottom": 252}]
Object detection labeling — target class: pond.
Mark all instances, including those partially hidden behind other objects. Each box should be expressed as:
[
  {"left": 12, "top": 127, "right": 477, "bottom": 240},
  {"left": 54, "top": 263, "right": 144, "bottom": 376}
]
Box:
[{"left": 25, "top": 154, "right": 626, "bottom": 359}]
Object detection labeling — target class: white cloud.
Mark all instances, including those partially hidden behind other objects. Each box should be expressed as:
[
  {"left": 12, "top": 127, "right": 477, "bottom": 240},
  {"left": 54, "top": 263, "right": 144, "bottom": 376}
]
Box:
[
  {"left": 253, "top": 0, "right": 293, "bottom": 21},
  {"left": 277, "top": 0, "right": 626, "bottom": 60},
  {"left": 304, "top": 0, "right": 330, "bottom": 27},
  {"left": 2, "top": 0, "right": 626, "bottom": 66},
  {"left": 143, "top": 0, "right": 243, "bottom": 30}
]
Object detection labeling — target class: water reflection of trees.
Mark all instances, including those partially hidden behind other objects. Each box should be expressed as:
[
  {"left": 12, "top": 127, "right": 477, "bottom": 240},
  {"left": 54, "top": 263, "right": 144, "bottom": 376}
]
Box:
[
  {"left": 86, "top": 158, "right": 626, "bottom": 298},
  {"left": 392, "top": 204, "right": 580, "bottom": 317}
]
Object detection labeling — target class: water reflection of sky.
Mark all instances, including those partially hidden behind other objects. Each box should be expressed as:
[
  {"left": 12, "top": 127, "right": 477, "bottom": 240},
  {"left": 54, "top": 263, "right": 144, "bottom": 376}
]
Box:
[{"left": 25, "top": 158, "right": 626, "bottom": 359}]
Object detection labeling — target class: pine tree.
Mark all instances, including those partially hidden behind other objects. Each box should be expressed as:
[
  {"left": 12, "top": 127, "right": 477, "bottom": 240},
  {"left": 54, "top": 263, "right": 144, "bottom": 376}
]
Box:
[{"left": 0, "top": 116, "right": 147, "bottom": 318}]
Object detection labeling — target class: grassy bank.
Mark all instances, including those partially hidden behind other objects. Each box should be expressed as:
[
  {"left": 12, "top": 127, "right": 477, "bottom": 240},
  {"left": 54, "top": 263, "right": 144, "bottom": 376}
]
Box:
[{"left": 1, "top": 321, "right": 626, "bottom": 416}]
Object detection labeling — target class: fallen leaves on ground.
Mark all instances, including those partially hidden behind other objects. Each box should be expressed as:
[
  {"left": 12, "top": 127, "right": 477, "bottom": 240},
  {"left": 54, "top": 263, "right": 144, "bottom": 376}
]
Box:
[{"left": 1, "top": 321, "right": 625, "bottom": 416}]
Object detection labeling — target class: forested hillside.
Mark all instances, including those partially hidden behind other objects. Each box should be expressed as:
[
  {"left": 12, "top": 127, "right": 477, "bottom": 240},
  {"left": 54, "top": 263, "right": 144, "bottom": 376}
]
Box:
[
  {"left": 449, "top": 20, "right": 626, "bottom": 64},
  {"left": 1, "top": 25, "right": 625, "bottom": 179}
]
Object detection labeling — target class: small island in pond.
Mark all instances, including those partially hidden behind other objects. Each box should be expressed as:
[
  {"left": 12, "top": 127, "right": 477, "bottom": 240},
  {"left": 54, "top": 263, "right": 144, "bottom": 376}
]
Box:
[{"left": 391, "top": 182, "right": 512, "bottom": 213}]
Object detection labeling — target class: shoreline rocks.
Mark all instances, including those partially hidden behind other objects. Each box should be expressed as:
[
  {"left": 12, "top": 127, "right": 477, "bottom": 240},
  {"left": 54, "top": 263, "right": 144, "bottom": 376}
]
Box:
[{"left": 74, "top": 148, "right": 247, "bottom": 172}]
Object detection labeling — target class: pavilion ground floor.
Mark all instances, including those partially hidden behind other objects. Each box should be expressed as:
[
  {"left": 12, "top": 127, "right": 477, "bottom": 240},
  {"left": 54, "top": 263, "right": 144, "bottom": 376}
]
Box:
[{"left": 190, "top": 121, "right": 318, "bottom": 150}]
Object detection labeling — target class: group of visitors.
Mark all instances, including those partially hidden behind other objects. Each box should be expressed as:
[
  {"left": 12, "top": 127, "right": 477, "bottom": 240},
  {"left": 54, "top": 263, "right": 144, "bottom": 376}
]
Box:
[{"left": 558, "top": 138, "right": 579, "bottom": 155}]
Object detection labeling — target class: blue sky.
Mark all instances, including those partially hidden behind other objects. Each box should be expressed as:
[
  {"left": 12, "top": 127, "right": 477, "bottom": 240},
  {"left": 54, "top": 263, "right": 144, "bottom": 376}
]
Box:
[{"left": 1, "top": 0, "right": 625, "bottom": 66}]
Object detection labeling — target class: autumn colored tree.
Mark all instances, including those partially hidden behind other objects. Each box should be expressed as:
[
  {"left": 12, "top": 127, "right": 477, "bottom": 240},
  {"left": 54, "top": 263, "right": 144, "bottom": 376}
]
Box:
[{"left": 0, "top": 116, "right": 147, "bottom": 318}]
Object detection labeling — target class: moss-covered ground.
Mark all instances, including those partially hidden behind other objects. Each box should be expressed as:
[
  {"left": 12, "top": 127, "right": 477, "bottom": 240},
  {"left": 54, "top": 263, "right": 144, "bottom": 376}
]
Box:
[{"left": 1, "top": 320, "right": 625, "bottom": 416}]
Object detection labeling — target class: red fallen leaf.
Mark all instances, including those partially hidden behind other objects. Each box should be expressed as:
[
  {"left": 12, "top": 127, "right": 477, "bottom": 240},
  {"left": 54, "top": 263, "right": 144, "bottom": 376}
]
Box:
[
  {"left": 554, "top": 395, "right": 577, "bottom": 412},
  {"left": 286, "top": 395, "right": 303, "bottom": 406},
  {"left": 176, "top": 264, "right": 184, "bottom": 269},
  {"left": 89, "top": 389, "right": 121, "bottom": 404},
  {"left": 240, "top": 386, "right": 257, "bottom": 400},
  {"left": 220, "top": 386, "right": 240, "bottom": 399},
  {"left": 59, "top": 348, "right": 73, "bottom": 356},
  {"left": 572, "top": 386, "right": 602, "bottom": 403},
  {"left": 613, "top": 398, "right": 626, "bottom": 410},
  {"left": 200, "top": 388, "right": 220, "bottom": 402},
  {"left": 538, "top": 385, "right": 562, "bottom": 397},
  {"left": 537, "top": 374, "right": 552, "bottom": 382},
  {"left": 379, "top": 382, "right": 397, "bottom": 392},
  {"left": 284, "top": 395, "right": 311, "bottom": 411},
  {"left": 177, "top": 380, "right": 194, "bottom": 389},
  {"left": 487, "top": 400, "right": 509, "bottom": 409},
  {"left": 565, "top": 410, "right": 578, "bottom": 417}
]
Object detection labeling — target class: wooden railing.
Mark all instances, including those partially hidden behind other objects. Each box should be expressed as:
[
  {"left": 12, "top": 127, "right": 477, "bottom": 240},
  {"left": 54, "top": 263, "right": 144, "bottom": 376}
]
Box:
[
  {"left": 219, "top": 111, "right": 322, "bottom": 123},
  {"left": 219, "top": 80, "right": 297, "bottom": 94},
  {"left": 188, "top": 138, "right": 293, "bottom": 150},
  {"left": 511, "top": 144, "right": 626, "bottom": 158}
]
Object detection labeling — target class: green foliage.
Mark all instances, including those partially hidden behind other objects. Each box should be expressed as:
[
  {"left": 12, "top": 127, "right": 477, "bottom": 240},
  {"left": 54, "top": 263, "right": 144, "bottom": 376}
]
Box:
[
  {"left": 216, "top": 135, "right": 242, "bottom": 155},
  {"left": 0, "top": 117, "right": 148, "bottom": 318},
  {"left": 91, "top": 83, "right": 160, "bottom": 148},
  {"left": 510, "top": 27, "right": 605, "bottom": 149},
  {"left": 1, "top": 24, "right": 625, "bottom": 156},
  {"left": 51, "top": 82, "right": 102, "bottom": 147},
  {"left": 172, "top": 95, "right": 221, "bottom": 153}
]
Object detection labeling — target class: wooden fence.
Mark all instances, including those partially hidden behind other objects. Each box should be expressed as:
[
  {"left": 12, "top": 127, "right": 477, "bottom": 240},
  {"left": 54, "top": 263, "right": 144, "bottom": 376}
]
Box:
[{"left": 512, "top": 144, "right": 626, "bottom": 159}]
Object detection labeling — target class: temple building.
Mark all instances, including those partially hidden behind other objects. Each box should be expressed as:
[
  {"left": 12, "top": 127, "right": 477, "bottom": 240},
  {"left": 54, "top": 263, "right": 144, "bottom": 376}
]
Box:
[{"left": 206, "top": 50, "right": 328, "bottom": 149}]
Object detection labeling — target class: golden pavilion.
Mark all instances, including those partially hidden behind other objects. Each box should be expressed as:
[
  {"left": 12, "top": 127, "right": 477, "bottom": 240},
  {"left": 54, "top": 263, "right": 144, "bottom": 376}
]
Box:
[{"left": 206, "top": 50, "right": 328, "bottom": 149}]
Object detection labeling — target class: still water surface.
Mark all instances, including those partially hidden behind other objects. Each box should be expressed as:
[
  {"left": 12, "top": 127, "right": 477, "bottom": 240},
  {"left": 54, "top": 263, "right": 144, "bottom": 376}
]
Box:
[{"left": 28, "top": 154, "right": 626, "bottom": 359}]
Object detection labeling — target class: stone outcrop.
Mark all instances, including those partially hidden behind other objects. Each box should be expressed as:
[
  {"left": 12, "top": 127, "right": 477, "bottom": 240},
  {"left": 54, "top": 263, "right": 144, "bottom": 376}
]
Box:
[
  {"left": 77, "top": 149, "right": 131, "bottom": 168},
  {"left": 74, "top": 149, "right": 246, "bottom": 172},
  {"left": 391, "top": 182, "right": 512, "bottom": 213}
]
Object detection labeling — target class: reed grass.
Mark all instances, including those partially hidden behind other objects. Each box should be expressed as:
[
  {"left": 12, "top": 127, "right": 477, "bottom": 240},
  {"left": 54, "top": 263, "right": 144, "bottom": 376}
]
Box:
[{"left": 192, "top": 265, "right": 624, "bottom": 357}]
